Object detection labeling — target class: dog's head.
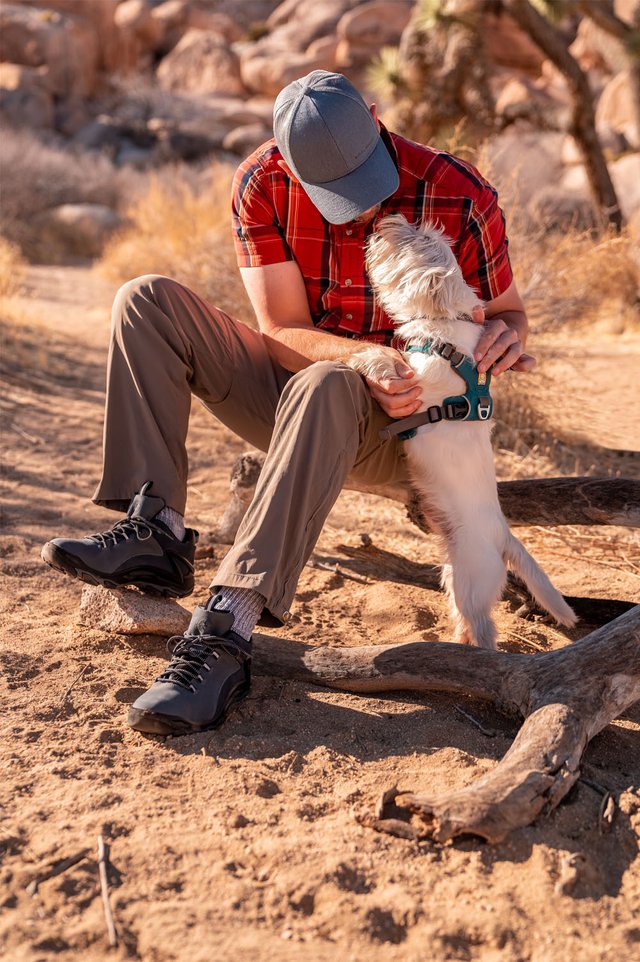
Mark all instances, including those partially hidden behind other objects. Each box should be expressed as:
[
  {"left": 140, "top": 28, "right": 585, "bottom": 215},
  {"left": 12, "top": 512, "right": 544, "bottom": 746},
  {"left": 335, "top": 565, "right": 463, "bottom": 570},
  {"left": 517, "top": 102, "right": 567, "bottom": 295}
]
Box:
[{"left": 366, "top": 214, "right": 482, "bottom": 323}]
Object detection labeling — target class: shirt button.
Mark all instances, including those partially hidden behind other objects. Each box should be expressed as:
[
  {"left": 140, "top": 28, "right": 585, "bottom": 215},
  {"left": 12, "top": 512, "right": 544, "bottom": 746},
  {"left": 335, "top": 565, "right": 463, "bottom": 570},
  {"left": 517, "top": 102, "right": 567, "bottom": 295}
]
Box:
[
  {"left": 345, "top": 313, "right": 353, "bottom": 320},
  {"left": 344, "top": 278, "right": 352, "bottom": 286},
  {"left": 346, "top": 229, "right": 353, "bottom": 236}
]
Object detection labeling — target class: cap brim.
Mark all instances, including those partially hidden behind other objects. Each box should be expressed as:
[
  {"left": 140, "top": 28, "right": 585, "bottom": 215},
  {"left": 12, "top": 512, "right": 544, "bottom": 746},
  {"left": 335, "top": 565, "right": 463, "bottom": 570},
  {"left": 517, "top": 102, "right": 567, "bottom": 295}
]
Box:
[{"left": 300, "top": 136, "right": 400, "bottom": 225}]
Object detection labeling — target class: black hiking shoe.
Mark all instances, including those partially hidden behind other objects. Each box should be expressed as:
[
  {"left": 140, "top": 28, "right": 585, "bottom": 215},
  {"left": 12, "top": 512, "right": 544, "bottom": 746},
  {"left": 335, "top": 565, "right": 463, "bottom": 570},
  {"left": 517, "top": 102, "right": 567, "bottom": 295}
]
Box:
[
  {"left": 41, "top": 482, "right": 197, "bottom": 598},
  {"left": 127, "top": 600, "right": 251, "bottom": 735}
]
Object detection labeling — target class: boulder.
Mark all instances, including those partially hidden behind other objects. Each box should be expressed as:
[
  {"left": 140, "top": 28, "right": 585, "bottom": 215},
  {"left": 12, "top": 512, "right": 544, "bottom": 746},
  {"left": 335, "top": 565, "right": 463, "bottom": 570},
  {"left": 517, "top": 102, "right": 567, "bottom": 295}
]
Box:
[
  {"left": 35, "top": 203, "right": 123, "bottom": 259},
  {"left": 266, "top": 0, "right": 356, "bottom": 34},
  {"left": 11, "top": 0, "right": 121, "bottom": 72},
  {"left": 114, "top": 0, "right": 164, "bottom": 51},
  {"left": 335, "top": 0, "right": 413, "bottom": 68},
  {"left": 157, "top": 28, "right": 246, "bottom": 95},
  {"left": 222, "top": 122, "right": 272, "bottom": 156},
  {"left": 569, "top": 15, "right": 626, "bottom": 76},
  {"left": 596, "top": 70, "right": 640, "bottom": 150},
  {"left": 78, "top": 584, "right": 190, "bottom": 636},
  {"left": 560, "top": 154, "right": 640, "bottom": 222},
  {"left": 0, "top": 3, "right": 99, "bottom": 98},
  {"left": 0, "top": 62, "right": 53, "bottom": 129},
  {"left": 486, "top": 130, "right": 565, "bottom": 208},
  {"left": 494, "top": 74, "right": 569, "bottom": 129},
  {"left": 528, "top": 185, "right": 597, "bottom": 232},
  {"left": 240, "top": 49, "right": 328, "bottom": 97},
  {"left": 484, "top": 10, "right": 545, "bottom": 75}
]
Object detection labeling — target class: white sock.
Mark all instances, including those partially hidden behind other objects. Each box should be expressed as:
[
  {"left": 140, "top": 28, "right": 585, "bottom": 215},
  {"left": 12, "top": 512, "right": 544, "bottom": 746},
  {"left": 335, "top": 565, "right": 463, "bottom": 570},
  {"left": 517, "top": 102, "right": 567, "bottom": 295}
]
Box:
[
  {"left": 210, "top": 587, "right": 264, "bottom": 641},
  {"left": 157, "top": 505, "right": 185, "bottom": 541}
]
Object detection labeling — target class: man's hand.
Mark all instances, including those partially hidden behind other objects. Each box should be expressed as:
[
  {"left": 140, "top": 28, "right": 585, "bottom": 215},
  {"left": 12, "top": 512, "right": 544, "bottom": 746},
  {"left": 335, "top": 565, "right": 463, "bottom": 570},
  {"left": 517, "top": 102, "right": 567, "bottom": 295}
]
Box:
[
  {"left": 471, "top": 306, "right": 536, "bottom": 377},
  {"left": 364, "top": 350, "right": 422, "bottom": 418}
]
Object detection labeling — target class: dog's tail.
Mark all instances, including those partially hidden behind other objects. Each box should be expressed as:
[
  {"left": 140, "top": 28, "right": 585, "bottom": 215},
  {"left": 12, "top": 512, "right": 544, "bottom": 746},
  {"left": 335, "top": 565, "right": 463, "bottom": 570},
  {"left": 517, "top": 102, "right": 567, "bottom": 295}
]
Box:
[{"left": 503, "top": 534, "right": 577, "bottom": 627}]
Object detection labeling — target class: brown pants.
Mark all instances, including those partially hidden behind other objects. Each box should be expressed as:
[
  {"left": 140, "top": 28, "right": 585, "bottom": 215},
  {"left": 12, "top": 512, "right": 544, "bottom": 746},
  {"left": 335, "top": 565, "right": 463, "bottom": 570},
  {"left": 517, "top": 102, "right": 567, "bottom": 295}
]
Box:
[{"left": 93, "top": 275, "right": 409, "bottom": 625}]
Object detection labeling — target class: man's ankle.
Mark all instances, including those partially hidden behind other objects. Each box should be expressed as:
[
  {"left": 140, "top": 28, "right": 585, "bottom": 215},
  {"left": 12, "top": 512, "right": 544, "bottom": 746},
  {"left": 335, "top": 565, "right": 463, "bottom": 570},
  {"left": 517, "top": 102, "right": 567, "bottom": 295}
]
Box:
[{"left": 157, "top": 505, "right": 185, "bottom": 540}]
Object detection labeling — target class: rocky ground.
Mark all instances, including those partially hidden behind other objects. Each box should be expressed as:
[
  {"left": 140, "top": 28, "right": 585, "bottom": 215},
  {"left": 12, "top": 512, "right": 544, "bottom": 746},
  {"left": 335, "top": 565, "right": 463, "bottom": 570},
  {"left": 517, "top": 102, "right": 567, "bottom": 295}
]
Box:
[{"left": 0, "top": 266, "right": 639, "bottom": 961}]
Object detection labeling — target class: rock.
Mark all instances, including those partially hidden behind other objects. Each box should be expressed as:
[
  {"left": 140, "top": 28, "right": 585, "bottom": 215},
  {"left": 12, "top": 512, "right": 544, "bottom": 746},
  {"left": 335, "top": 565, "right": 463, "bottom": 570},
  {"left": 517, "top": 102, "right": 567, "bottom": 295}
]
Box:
[
  {"left": 14, "top": 0, "right": 121, "bottom": 73},
  {"left": 72, "top": 115, "right": 124, "bottom": 154},
  {"left": 35, "top": 204, "right": 123, "bottom": 259},
  {"left": 561, "top": 128, "right": 629, "bottom": 165},
  {"left": 486, "top": 130, "right": 565, "bottom": 208},
  {"left": 569, "top": 16, "right": 626, "bottom": 76},
  {"left": 0, "top": 3, "right": 99, "bottom": 98},
  {"left": 596, "top": 70, "right": 640, "bottom": 150},
  {"left": 266, "top": 0, "right": 355, "bottom": 37},
  {"left": 336, "top": 0, "right": 413, "bottom": 68},
  {"left": 528, "top": 185, "right": 596, "bottom": 232},
  {"left": 0, "top": 62, "right": 53, "bottom": 129},
  {"left": 157, "top": 28, "right": 246, "bottom": 95},
  {"left": 494, "top": 74, "right": 569, "bottom": 129},
  {"left": 560, "top": 153, "right": 640, "bottom": 222},
  {"left": 306, "top": 35, "right": 339, "bottom": 68},
  {"left": 611, "top": 153, "right": 640, "bottom": 221},
  {"left": 78, "top": 584, "right": 191, "bottom": 635},
  {"left": 484, "top": 10, "right": 545, "bottom": 74},
  {"left": 222, "top": 122, "right": 272, "bottom": 156},
  {"left": 114, "top": 0, "right": 164, "bottom": 51},
  {"left": 240, "top": 49, "right": 328, "bottom": 97}
]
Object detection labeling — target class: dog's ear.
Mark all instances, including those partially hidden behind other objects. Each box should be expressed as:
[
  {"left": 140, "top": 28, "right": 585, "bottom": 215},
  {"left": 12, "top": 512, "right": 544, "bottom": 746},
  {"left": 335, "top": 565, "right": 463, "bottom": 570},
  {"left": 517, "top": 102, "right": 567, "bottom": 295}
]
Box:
[{"left": 366, "top": 215, "right": 481, "bottom": 320}]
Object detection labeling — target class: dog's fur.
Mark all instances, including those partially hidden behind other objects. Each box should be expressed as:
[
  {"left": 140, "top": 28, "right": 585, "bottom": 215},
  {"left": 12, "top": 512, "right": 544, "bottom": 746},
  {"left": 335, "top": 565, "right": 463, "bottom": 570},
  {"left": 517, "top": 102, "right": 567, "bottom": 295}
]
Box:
[{"left": 348, "top": 214, "right": 576, "bottom": 649}]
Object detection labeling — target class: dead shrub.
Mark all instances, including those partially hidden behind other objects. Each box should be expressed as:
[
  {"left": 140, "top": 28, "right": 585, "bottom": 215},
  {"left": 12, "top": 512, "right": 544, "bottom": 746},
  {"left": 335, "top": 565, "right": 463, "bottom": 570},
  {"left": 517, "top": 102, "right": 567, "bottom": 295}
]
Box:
[
  {"left": 0, "top": 237, "right": 26, "bottom": 300},
  {"left": 99, "top": 163, "right": 253, "bottom": 324},
  {"left": 0, "top": 128, "right": 144, "bottom": 262}
]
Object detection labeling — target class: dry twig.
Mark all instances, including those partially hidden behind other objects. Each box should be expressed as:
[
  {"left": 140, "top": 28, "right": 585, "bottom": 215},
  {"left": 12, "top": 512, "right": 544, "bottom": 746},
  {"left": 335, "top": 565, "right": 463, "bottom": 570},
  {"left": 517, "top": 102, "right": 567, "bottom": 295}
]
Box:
[
  {"left": 25, "top": 848, "right": 90, "bottom": 896},
  {"left": 97, "top": 835, "right": 118, "bottom": 949}
]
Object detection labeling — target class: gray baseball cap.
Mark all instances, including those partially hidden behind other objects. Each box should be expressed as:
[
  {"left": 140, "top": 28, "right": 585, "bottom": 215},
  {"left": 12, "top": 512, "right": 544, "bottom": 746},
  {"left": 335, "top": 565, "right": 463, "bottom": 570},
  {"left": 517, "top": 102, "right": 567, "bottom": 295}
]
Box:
[{"left": 273, "top": 70, "right": 399, "bottom": 225}]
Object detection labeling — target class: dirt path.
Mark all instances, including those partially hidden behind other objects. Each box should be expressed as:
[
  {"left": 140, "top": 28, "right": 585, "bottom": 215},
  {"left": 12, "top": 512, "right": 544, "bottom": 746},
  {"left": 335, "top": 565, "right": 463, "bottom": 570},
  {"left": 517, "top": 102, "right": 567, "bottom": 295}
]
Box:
[{"left": 1, "top": 267, "right": 639, "bottom": 962}]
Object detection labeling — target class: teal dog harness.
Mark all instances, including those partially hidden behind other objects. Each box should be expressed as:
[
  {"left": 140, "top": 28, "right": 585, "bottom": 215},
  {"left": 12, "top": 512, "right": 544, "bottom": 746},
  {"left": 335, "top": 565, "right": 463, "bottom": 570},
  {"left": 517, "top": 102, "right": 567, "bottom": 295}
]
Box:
[{"left": 378, "top": 338, "right": 493, "bottom": 442}]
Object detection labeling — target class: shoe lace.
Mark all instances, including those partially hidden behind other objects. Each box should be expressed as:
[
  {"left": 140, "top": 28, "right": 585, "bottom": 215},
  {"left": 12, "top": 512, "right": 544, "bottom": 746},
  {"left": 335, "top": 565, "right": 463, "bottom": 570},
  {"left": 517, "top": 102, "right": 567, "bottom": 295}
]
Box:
[
  {"left": 157, "top": 633, "right": 247, "bottom": 693},
  {"left": 89, "top": 516, "right": 156, "bottom": 549}
]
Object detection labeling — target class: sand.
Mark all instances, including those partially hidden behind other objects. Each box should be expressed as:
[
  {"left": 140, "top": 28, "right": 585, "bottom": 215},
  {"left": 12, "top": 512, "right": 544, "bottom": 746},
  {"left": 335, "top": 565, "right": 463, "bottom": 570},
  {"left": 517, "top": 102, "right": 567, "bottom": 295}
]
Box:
[{"left": 1, "top": 266, "right": 639, "bottom": 962}]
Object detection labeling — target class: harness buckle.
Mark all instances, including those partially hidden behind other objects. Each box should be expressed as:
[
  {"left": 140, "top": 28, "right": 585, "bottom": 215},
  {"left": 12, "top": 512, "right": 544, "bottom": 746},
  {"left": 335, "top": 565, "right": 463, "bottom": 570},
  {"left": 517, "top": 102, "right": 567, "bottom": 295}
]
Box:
[
  {"left": 444, "top": 398, "right": 471, "bottom": 421},
  {"left": 440, "top": 342, "right": 454, "bottom": 360},
  {"left": 477, "top": 398, "right": 492, "bottom": 420},
  {"left": 427, "top": 405, "right": 443, "bottom": 423}
]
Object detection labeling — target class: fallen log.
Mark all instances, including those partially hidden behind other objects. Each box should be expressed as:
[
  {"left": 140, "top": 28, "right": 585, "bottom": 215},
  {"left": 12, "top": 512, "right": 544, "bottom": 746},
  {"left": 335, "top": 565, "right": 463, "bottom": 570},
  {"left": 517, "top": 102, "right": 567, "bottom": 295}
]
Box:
[
  {"left": 252, "top": 604, "right": 640, "bottom": 843},
  {"left": 212, "top": 453, "right": 640, "bottom": 542}
]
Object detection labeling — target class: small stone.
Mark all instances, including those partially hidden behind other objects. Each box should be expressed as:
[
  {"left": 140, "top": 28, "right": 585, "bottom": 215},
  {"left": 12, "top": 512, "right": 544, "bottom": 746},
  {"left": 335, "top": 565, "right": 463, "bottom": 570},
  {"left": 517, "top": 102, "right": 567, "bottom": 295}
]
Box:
[
  {"left": 78, "top": 584, "right": 191, "bottom": 636},
  {"left": 232, "top": 813, "right": 250, "bottom": 829},
  {"left": 254, "top": 777, "right": 281, "bottom": 798}
]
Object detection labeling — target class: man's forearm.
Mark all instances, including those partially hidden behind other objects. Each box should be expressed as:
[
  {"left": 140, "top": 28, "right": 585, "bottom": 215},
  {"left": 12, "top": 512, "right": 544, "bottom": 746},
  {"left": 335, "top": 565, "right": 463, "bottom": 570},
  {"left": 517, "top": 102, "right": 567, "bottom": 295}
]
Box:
[{"left": 262, "top": 324, "right": 383, "bottom": 373}]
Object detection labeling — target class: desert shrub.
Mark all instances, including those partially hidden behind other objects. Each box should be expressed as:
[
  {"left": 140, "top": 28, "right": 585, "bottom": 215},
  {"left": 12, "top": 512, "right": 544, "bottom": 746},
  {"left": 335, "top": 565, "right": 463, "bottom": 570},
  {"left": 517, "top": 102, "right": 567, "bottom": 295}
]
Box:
[
  {"left": 0, "top": 237, "right": 26, "bottom": 300},
  {"left": 99, "top": 162, "right": 253, "bottom": 324},
  {"left": 0, "top": 128, "right": 145, "bottom": 262}
]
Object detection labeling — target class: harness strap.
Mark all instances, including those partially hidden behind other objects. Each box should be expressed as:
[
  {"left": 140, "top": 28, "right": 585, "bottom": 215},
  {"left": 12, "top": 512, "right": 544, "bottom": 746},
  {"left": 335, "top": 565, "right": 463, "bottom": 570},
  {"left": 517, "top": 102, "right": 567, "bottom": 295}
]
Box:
[{"left": 379, "top": 337, "right": 493, "bottom": 442}]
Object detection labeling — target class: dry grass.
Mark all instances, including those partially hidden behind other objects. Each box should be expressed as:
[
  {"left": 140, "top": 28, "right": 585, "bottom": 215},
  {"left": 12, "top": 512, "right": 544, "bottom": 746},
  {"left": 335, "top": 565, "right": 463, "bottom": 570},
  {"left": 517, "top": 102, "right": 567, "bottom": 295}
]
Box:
[
  {"left": 0, "top": 129, "right": 145, "bottom": 263},
  {"left": 99, "top": 163, "right": 253, "bottom": 324},
  {"left": 0, "top": 237, "right": 26, "bottom": 300}
]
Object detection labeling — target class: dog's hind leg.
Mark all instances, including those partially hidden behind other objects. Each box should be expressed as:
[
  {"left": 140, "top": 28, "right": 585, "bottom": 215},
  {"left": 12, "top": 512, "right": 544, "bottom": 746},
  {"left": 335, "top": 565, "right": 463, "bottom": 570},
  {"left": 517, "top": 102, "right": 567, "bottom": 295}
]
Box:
[{"left": 441, "top": 539, "right": 506, "bottom": 650}]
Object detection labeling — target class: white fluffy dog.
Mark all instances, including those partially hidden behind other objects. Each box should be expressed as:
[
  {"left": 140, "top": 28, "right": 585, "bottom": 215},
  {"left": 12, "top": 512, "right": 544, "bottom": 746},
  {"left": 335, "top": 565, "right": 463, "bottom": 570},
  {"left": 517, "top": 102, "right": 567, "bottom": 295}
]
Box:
[{"left": 348, "top": 214, "right": 576, "bottom": 649}]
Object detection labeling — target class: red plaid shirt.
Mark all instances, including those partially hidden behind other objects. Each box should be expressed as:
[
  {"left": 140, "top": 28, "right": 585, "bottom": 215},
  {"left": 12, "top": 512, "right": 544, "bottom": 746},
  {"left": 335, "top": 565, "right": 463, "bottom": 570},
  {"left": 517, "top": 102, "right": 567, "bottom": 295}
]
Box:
[{"left": 231, "top": 126, "right": 513, "bottom": 345}]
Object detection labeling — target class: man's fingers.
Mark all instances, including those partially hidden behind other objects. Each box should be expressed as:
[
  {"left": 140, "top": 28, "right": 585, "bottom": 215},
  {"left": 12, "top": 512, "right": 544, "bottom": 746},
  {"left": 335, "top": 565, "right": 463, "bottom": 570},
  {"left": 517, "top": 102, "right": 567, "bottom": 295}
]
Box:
[
  {"left": 471, "top": 305, "right": 485, "bottom": 324},
  {"left": 491, "top": 343, "right": 523, "bottom": 376},
  {"left": 477, "top": 329, "right": 519, "bottom": 373}
]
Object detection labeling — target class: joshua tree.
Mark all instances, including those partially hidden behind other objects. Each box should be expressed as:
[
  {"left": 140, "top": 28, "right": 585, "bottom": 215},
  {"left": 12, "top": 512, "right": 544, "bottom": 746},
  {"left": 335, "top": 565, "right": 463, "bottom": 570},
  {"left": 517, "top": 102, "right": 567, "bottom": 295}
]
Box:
[{"left": 369, "top": 0, "right": 496, "bottom": 147}]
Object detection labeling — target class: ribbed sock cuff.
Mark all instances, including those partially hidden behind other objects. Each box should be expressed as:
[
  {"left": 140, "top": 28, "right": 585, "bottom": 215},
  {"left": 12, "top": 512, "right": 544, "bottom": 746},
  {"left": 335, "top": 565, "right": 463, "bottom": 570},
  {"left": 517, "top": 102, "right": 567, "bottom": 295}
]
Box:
[
  {"left": 157, "top": 505, "right": 186, "bottom": 541},
  {"left": 210, "top": 587, "right": 264, "bottom": 641}
]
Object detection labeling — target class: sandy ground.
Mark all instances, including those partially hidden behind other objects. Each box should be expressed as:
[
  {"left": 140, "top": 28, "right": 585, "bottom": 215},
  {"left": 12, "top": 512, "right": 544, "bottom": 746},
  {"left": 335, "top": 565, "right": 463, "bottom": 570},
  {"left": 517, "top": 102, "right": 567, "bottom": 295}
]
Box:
[{"left": 1, "top": 266, "right": 639, "bottom": 962}]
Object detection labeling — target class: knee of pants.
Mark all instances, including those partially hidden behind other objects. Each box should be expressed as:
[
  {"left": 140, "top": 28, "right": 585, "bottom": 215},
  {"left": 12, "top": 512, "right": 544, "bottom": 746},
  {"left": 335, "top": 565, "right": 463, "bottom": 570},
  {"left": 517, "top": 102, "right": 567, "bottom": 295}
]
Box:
[
  {"left": 111, "top": 274, "right": 179, "bottom": 337},
  {"left": 285, "top": 360, "right": 369, "bottom": 413}
]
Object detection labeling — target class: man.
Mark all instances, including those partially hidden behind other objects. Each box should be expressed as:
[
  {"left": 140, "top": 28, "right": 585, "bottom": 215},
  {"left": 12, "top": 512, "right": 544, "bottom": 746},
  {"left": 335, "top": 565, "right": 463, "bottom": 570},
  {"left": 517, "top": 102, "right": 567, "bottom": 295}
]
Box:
[{"left": 42, "top": 71, "right": 534, "bottom": 736}]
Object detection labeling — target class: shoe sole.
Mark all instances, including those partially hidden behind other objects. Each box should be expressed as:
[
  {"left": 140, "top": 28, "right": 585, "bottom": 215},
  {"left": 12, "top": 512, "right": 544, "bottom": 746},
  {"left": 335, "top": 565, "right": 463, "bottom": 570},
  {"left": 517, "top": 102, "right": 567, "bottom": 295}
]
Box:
[
  {"left": 126, "top": 684, "right": 251, "bottom": 736},
  {"left": 41, "top": 542, "right": 194, "bottom": 600}
]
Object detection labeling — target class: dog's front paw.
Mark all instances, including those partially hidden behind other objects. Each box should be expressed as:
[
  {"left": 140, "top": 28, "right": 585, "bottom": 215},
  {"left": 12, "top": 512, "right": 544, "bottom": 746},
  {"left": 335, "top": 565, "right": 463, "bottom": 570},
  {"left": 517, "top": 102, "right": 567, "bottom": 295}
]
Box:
[{"left": 347, "top": 347, "right": 399, "bottom": 382}]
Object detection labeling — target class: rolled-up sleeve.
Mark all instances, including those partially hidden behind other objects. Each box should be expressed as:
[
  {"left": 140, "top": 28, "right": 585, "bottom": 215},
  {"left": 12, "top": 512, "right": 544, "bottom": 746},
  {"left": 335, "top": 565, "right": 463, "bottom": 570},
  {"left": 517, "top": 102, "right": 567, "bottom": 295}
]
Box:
[{"left": 231, "top": 159, "right": 292, "bottom": 268}]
